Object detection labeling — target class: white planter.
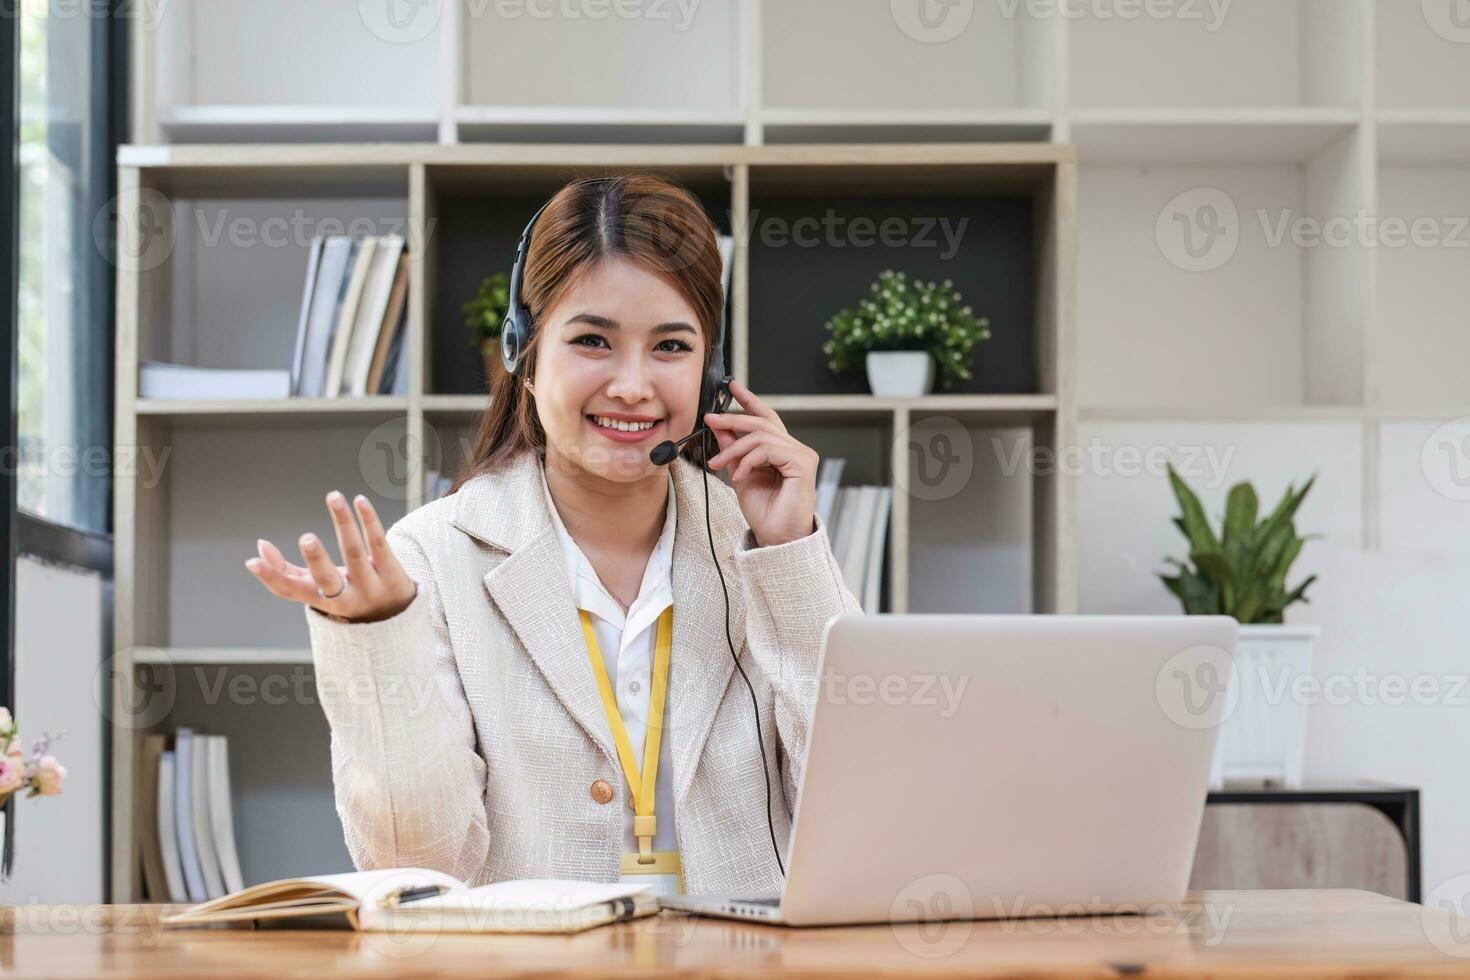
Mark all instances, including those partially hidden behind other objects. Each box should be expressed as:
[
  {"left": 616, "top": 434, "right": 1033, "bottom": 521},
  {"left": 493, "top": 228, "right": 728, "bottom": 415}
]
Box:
[
  {"left": 865, "top": 351, "right": 935, "bottom": 397},
  {"left": 1209, "top": 624, "right": 1319, "bottom": 789}
]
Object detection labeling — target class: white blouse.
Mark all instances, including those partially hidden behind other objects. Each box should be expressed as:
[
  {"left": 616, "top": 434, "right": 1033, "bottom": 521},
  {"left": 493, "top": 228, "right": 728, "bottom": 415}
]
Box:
[{"left": 537, "top": 461, "right": 681, "bottom": 893}]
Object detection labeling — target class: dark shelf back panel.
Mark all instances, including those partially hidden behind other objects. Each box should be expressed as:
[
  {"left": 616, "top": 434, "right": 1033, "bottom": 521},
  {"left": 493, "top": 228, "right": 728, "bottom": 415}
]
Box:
[{"left": 747, "top": 194, "right": 1037, "bottom": 396}]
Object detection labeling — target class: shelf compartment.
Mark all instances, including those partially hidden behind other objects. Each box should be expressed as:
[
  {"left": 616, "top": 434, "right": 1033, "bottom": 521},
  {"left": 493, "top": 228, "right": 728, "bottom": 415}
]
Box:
[
  {"left": 150, "top": 0, "right": 440, "bottom": 141},
  {"left": 131, "top": 169, "right": 412, "bottom": 397},
  {"left": 1373, "top": 166, "right": 1470, "bottom": 406},
  {"left": 140, "top": 417, "right": 412, "bottom": 650},
  {"left": 459, "top": 0, "right": 741, "bottom": 114},
  {"left": 746, "top": 163, "right": 1053, "bottom": 398},
  {"left": 1077, "top": 129, "right": 1370, "bottom": 409},
  {"left": 1070, "top": 109, "right": 1360, "bottom": 164},
  {"left": 761, "top": 0, "right": 1055, "bottom": 112},
  {"left": 1068, "top": 0, "right": 1363, "bottom": 109},
  {"left": 1376, "top": 0, "right": 1470, "bottom": 110},
  {"left": 148, "top": 664, "right": 352, "bottom": 884}
]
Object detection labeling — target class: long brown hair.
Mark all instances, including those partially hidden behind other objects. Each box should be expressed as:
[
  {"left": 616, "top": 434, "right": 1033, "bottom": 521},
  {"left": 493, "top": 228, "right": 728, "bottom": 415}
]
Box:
[{"left": 450, "top": 173, "right": 724, "bottom": 493}]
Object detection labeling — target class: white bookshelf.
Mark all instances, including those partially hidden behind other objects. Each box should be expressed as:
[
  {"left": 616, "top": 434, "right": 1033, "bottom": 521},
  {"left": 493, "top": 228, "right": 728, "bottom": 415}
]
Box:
[
  {"left": 113, "top": 141, "right": 1076, "bottom": 901},
  {"left": 115, "top": 0, "right": 1470, "bottom": 902}
]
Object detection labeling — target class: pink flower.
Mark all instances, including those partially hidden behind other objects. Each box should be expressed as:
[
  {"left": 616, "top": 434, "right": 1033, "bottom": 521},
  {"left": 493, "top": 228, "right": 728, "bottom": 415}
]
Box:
[
  {"left": 34, "top": 755, "right": 66, "bottom": 796},
  {"left": 0, "top": 754, "right": 22, "bottom": 796},
  {"left": 0, "top": 706, "right": 12, "bottom": 739}
]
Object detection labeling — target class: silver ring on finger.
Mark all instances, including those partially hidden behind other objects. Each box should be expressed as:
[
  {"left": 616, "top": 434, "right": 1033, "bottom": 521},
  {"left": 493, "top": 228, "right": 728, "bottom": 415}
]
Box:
[{"left": 318, "top": 572, "right": 348, "bottom": 600}]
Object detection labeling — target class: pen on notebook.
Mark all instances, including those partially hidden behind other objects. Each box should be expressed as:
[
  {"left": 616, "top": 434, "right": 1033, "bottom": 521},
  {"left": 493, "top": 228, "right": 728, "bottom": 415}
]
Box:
[{"left": 376, "top": 884, "right": 449, "bottom": 909}]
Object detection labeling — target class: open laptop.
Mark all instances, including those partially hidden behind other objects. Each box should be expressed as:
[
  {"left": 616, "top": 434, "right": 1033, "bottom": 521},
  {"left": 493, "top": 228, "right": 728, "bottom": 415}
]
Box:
[{"left": 661, "top": 613, "right": 1239, "bottom": 927}]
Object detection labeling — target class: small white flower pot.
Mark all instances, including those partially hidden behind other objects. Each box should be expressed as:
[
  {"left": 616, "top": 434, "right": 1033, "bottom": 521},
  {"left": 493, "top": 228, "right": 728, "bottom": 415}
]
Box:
[
  {"left": 865, "top": 351, "right": 935, "bottom": 396},
  {"left": 1209, "top": 623, "right": 1319, "bottom": 789}
]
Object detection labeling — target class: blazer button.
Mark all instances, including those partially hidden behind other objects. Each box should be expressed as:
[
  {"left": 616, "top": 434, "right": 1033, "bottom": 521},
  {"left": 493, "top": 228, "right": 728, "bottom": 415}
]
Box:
[{"left": 590, "top": 779, "right": 614, "bottom": 804}]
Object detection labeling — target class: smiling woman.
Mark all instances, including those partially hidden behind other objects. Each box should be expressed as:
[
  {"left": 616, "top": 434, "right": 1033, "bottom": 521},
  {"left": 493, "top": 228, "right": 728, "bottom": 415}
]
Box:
[{"left": 245, "top": 173, "right": 862, "bottom": 899}]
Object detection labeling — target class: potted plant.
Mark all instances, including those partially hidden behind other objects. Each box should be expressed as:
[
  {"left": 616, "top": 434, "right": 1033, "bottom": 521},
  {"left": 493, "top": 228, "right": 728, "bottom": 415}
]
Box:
[
  {"left": 0, "top": 707, "right": 67, "bottom": 879},
  {"left": 822, "top": 270, "right": 991, "bottom": 396},
  {"left": 1160, "top": 465, "right": 1320, "bottom": 789},
  {"left": 463, "top": 271, "right": 511, "bottom": 385}
]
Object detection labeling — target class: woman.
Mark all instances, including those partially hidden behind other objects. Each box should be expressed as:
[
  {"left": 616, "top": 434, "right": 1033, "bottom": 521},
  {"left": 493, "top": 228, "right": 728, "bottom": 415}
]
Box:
[{"left": 244, "top": 174, "right": 861, "bottom": 899}]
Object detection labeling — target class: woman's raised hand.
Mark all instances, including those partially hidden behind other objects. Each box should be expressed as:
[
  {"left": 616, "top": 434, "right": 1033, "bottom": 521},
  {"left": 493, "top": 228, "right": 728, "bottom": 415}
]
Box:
[{"left": 245, "top": 491, "right": 417, "bottom": 624}]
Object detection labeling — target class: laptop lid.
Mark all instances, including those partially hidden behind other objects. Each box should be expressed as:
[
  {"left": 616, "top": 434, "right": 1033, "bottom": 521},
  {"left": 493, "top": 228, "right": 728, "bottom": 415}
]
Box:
[{"left": 777, "top": 614, "right": 1238, "bottom": 927}]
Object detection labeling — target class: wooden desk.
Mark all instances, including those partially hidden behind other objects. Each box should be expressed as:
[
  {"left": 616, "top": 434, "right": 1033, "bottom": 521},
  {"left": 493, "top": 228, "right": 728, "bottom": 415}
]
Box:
[{"left": 3, "top": 889, "right": 1468, "bottom": 977}]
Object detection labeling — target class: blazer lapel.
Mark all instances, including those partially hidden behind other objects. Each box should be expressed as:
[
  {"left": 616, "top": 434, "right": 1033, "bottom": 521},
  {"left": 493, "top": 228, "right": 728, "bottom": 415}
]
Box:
[
  {"left": 449, "top": 448, "right": 751, "bottom": 804},
  {"left": 451, "top": 450, "right": 618, "bottom": 765},
  {"left": 667, "top": 458, "right": 748, "bottom": 808}
]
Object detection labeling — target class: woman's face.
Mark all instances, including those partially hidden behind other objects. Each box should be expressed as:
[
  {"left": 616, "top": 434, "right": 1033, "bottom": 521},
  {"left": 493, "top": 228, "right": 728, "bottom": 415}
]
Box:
[{"left": 532, "top": 255, "right": 706, "bottom": 483}]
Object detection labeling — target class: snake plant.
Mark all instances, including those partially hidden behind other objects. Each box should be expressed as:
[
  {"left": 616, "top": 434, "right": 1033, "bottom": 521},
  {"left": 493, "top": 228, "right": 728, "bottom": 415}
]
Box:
[{"left": 1159, "top": 464, "right": 1318, "bottom": 624}]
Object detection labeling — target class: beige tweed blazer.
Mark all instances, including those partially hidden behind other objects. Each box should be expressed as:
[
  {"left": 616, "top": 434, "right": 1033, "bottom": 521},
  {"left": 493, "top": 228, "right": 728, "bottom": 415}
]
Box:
[{"left": 303, "top": 446, "right": 862, "bottom": 896}]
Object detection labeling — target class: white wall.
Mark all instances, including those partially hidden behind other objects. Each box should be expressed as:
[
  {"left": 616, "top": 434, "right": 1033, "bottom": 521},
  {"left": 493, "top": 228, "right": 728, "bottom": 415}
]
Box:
[{"left": 0, "top": 556, "right": 107, "bottom": 905}]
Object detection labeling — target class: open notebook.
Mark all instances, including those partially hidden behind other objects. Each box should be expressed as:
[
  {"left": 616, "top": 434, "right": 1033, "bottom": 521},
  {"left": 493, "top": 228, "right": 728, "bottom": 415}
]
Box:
[{"left": 160, "top": 867, "right": 659, "bottom": 934}]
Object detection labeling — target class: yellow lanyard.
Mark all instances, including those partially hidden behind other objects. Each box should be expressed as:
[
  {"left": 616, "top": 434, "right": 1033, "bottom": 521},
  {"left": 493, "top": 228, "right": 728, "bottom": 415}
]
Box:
[{"left": 579, "top": 605, "right": 673, "bottom": 864}]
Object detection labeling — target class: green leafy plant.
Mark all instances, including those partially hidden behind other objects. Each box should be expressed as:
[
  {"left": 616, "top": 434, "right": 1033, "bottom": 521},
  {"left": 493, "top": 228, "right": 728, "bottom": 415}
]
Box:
[
  {"left": 463, "top": 271, "right": 510, "bottom": 348},
  {"left": 1159, "top": 464, "right": 1319, "bottom": 624},
  {"left": 821, "top": 269, "right": 991, "bottom": 390}
]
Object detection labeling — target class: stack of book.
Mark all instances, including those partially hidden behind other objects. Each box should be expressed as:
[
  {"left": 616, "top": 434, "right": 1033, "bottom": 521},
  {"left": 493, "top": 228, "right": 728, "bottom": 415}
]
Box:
[
  {"left": 135, "top": 727, "right": 246, "bottom": 903},
  {"left": 140, "top": 234, "right": 411, "bottom": 400},
  {"left": 816, "top": 458, "right": 892, "bottom": 614}
]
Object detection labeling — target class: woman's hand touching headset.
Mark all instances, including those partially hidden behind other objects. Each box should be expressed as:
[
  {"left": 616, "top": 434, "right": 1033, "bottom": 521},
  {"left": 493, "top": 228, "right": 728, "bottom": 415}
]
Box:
[
  {"left": 245, "top": 491, "right": 418, "bottom": 624},
  {"left": 704, "top": 379, "right": 820, "bottom": 548}
]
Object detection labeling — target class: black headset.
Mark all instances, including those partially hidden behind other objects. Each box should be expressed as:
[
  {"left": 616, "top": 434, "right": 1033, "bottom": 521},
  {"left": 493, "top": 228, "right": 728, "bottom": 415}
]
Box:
[{"left": 502, "top": 177, "right": 785, "bottom": 880}]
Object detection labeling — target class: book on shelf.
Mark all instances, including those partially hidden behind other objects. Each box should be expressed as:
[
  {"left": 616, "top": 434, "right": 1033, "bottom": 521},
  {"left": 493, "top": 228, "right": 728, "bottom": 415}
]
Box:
[
  {"left": 139, "top": 362, "right": 291, "bottom": 400},
  {"left": 292, "top": 235, "right": 409, "bottom": 398},
  {"left": 819, "top": 462, "right": 891, "bottom": 615},
  {"left": 139, "top": 729, "right": 245, "bottom": 903},
  {"left": 160, "top": 869, "right": 659, "bottom": 934}
]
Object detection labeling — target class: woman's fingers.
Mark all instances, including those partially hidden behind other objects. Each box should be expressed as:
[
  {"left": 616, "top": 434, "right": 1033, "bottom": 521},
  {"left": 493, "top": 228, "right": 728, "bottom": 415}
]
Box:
[
  {"left": 726, "top": 379, "right": 785, "bottom": 431},
  {"left": 707, "top": 430, "right": 765, "bottom": 471},
  {"left": 246, "top": 549, "right": 325, "bottom": 605},
  {"left": 326, "top": 491, "right": 377, "bottom": 587},
  {"left": 297, "top": 531, "right": 346, "bottom": 598},
  {"left": 354, "top": 495, "right": 411, "bottom": 590}
]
